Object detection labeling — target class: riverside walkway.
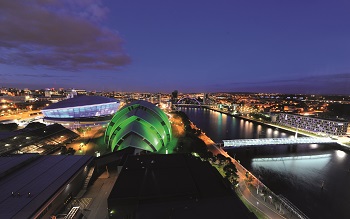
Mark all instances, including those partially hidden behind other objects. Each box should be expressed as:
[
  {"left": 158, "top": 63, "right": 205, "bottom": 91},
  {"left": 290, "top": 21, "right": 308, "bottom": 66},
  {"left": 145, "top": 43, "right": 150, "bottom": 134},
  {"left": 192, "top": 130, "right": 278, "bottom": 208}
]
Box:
[
  {"left": 209, "top": 143, "right": 310, "bottom": 219},
  {"left": 223, "top": 137, "right": 335, "bottom": 148}
]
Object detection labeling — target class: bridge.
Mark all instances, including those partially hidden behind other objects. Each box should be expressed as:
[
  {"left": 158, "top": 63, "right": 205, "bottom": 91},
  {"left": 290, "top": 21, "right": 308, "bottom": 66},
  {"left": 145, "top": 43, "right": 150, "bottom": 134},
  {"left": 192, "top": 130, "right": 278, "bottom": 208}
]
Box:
[
  {"left": 222, "top": 137, "right": 335, "bottom": 148},
  {"left": 174, "top": 97, "right": 213, "bottom": 107},
  {"left": 174, "top": 103, "right": 211, "bottom": 107},
  {"left": 176, "top": 97, "right": 202, "bottom": 105}
]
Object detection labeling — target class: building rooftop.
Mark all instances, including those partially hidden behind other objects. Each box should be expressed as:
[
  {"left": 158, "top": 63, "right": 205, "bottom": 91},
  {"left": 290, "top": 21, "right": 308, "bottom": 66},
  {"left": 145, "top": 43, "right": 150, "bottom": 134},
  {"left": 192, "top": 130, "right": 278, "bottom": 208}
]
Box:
[
  {"left": 0, "top": 154, "right": 38, "bottom": 178},
  {"left": 43, "top": 95, "right": 119, "bottom": 110},
  {"left": 0, "top": 155, "right": 93, "bottom": 219},
  {"left": 105, "top": 100, "right": 172, "bottom": 153},
  {"left": 108, "top": 153, "right": 254, "bottom": 218}
]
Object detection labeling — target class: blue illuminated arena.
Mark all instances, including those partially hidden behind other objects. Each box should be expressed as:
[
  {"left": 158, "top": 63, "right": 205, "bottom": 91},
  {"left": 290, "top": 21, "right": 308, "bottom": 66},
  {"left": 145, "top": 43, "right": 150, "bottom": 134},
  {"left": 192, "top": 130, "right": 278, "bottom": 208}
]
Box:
[{"left": 41, "top": 96, "right": 120, "bottom": 127}]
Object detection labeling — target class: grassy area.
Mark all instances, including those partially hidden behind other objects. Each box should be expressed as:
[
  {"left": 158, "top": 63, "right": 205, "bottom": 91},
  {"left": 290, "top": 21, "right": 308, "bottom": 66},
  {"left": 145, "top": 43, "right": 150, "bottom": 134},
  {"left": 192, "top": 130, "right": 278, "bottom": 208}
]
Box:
[
  {"left": 212, "top": 163, "right": 226, "bottom": 177},
  {"left": 237, "top": 192, "right": 269, "bottom": 219}
]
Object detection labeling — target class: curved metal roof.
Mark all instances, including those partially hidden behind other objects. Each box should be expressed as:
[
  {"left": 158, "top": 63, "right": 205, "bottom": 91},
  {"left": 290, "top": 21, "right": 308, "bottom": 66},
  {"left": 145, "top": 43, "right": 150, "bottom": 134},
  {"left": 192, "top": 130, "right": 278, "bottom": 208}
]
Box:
[
  {"left": 43, "top": 95, "right": 119, "bottom": 110},
  {"left": 105, "top": 100, "right": 172, "bottom": 152}
]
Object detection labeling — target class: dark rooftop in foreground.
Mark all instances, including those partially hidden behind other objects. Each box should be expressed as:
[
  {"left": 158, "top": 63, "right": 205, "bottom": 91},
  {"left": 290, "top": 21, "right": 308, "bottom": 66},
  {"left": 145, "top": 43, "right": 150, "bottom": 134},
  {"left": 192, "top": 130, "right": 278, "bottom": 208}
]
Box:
[
  {"left": 43, "top": 95, "right": 119, "bottom": 110},
  {"left": 108, "top": 153, "right": 255, "bottom": 219},
  {"left": 0, "top": 155, "right": 93, "bottom": 219}
]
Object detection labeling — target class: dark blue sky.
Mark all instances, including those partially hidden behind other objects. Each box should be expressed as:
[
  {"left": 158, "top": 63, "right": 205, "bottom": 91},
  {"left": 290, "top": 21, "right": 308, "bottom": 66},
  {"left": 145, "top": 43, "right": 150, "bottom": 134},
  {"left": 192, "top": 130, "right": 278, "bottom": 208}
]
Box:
[{"left": 0, "top": 0, "right": 350, "bottom": 94}]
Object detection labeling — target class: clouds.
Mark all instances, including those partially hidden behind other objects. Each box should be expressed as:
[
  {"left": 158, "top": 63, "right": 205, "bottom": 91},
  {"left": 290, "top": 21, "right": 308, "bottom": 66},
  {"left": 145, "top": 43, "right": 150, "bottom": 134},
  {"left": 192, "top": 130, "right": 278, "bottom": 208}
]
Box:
[
  {"left": 215, "top": 73, "right": 350, "bottom": 94},
  {"left": 0, "top": 0, "right": 130, "bottom": 70},
  {"left": 14, "top": 73, "right": 75, "bottom": 78}
]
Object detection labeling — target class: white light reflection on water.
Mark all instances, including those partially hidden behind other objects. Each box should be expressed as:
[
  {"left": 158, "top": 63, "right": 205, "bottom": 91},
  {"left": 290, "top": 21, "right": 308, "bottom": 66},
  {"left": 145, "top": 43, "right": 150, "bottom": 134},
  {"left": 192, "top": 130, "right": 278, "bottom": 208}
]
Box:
[
  {"left": 335, "top": 150, "right": 347, "bottom": 160},
  {"left": 221, "top": 113, "right": 227, "bottom": 128},
  {"left": 310, "top": 143, "right": 318, "bottom": 149},
  {"left": 257, "top": 125, "right": 262, "bottom": 134},
  {"left": 266, "top": 128, "right": 272, "bottom": 137},
  {"left": 252, "top": 153, "right": 332, "bottom": 180},
  {"left": 252, "top": 153, "right": 331, "bottom": 163}
]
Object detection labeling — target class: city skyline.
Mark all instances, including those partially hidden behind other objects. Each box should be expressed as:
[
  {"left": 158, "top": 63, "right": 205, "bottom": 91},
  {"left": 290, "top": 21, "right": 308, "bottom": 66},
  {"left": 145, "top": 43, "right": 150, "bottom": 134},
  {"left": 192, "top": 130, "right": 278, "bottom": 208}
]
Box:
[{"left": 1, "top": 0, "right": 350, "bottom": 94}]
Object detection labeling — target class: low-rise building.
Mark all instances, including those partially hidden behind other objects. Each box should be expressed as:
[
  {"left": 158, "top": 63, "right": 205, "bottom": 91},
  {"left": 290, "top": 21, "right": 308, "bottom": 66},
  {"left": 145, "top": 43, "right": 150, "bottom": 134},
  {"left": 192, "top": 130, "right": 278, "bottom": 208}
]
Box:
[
  {"left": 0, "top": 154, "right": 93, "bottom": 219},
  {"left": 277, "top": 113, "right": 349, "bottom": 136}
]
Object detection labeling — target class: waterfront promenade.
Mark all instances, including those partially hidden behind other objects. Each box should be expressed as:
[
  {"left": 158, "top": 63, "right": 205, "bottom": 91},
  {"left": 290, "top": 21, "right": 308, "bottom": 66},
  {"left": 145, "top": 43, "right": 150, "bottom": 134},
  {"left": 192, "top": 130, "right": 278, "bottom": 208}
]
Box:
[
  {"left": 207, "top": 142, "right": 308, "bottom": 219},
  {"left": 181, "top": 106, "right": 350, "bottom": 218},
  {"left": 196, "top": 127, "right": 308, "bottom": 219}
]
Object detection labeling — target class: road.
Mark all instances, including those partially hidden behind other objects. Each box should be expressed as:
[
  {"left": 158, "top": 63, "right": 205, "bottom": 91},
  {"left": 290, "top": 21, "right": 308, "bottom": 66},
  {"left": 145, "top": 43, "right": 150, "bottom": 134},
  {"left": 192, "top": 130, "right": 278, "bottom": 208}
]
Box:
[
  {"left": 0, "top": 110, "right": 41, "bottom": 122},
  {"left": 209, "top": 144, "right": 288, "bottom": 219},
  {"left": 211, "top": 143, "right": 307, "bottom": 219},
  {"left": 186, "top": 119, "right": 290, "bottom": 218}
]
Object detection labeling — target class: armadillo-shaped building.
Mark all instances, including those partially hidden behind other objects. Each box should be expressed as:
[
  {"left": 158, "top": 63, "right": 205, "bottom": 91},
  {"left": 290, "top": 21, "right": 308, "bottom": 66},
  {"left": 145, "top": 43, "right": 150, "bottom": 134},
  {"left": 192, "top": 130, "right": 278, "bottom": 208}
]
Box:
[{"left": 105, "top": 100, "right": 172, "bottom": 152}]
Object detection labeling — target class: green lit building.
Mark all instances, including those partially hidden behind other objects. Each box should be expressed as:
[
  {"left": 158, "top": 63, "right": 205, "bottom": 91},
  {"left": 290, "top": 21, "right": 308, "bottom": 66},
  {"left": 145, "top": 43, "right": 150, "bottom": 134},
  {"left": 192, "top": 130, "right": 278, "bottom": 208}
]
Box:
[{"left": 105, "top": 100, "right": 172, "bottom": 153}]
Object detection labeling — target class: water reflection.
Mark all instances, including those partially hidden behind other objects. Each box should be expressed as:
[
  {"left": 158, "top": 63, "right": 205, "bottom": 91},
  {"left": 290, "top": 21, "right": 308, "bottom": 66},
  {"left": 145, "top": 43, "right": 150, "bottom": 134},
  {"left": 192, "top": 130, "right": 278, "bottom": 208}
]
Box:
[
  {"left": 179, "top": 107, "right": 350, "bottom": 219},
  {"left": 228, "top": 143, "right": 350, "bottom": 219},
  {"left": 335, "top": 150, "right": 347, "bottom": 160},
  {"left": 310, "top": 143, "right": 318, "bottom": 149},
  {"left": 179, "top": 107, "right": 292, "bottom": 142}
]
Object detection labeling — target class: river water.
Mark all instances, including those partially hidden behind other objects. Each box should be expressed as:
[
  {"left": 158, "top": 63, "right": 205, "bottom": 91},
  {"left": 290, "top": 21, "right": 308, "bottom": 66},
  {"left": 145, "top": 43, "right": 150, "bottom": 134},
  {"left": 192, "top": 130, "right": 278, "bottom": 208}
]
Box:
[{"left": 179, "top": 107, "right": 350, "bottom": 219}]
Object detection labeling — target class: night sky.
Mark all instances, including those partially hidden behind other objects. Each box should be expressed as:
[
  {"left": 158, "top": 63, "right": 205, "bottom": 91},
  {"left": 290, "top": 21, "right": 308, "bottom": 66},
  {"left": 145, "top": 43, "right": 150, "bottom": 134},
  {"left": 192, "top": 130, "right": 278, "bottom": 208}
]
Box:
[{"left": 0, "top": 0, "right": 350, "bottom": 94}]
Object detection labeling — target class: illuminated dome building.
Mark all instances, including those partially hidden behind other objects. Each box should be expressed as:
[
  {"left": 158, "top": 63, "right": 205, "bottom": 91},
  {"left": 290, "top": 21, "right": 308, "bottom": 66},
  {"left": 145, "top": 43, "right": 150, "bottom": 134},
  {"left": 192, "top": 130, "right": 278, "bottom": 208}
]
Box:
[
  {"left": 105, "top": 100, "right": 172, "bottom": 153},
  {"left": 41, "top": 96, "right": 120, "bottom": 127}
]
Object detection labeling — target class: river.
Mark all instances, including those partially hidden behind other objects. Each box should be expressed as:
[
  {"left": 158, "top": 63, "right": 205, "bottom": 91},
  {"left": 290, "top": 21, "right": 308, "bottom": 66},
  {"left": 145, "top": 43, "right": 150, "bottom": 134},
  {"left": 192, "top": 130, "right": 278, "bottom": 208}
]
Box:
[{"left": 179, "top": 107, "right": 350, "bottom": 219}]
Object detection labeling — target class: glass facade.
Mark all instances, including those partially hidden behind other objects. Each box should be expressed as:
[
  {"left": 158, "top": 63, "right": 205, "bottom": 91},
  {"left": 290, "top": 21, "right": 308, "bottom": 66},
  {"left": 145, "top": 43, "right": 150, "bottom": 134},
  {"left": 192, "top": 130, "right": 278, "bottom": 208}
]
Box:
[{"left": 42, "top": 102, "right": 119, "bottom": 119}]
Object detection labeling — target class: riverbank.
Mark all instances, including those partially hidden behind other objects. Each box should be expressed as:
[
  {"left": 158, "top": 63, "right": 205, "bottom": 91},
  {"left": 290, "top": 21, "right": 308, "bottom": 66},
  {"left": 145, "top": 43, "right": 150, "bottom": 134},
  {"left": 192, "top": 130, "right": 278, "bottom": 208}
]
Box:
[
  {"left": 207, "top": 107, "right": 308, "bottom": 136},
  {"left": 207, "top": 107, "right": 350, "bottom": 147},
  {"left": 174, "top": 110, "right": 304, "bottom": 219},
  {"left": 207, "top": 139, "right": 306, "bottom": 219},
  {"left": 178, "top": 107, "right": 350, "bottom": 218}
]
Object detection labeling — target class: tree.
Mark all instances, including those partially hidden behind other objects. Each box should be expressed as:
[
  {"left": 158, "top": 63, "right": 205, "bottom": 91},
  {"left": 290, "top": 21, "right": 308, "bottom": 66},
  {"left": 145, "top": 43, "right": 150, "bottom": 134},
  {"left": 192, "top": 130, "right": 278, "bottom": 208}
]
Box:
[
  {"left": 224, "top": 163, "right": 238, "bottom": 177},
  {"left": 223, "top": 162, "right": 238, "bottom": 185},
  {"left": 76, "top": 127, "right": 83, "bottom": 133},
  {"left": 200, "top": 150, "right": 214, "bottom": 160},
  {"left": 216, "top": 154, "right": 227, "bottom": 165},
  {"left": 66, "top": 147, "right": 76, "bottom": 155}
]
